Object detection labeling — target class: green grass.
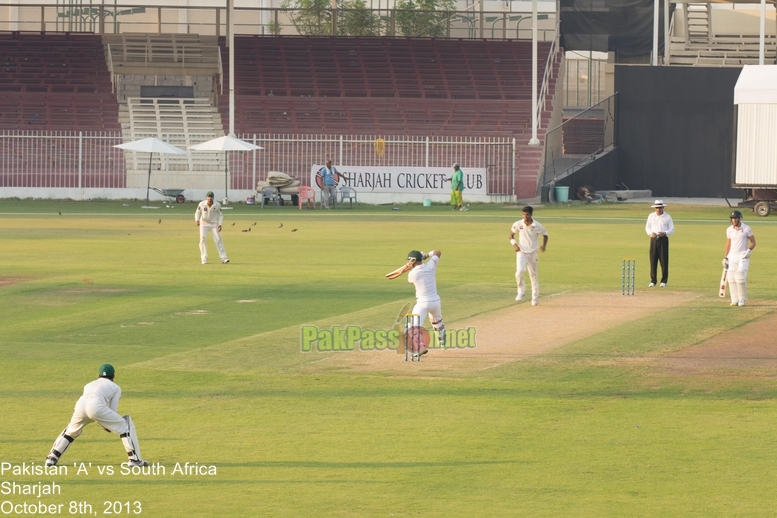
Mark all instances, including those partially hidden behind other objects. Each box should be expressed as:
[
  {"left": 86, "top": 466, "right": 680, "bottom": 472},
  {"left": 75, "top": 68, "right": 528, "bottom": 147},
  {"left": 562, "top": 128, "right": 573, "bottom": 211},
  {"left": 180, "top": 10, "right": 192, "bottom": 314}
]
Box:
[{"left": 1, "top": 199, "right": 777, "bottom": 517}]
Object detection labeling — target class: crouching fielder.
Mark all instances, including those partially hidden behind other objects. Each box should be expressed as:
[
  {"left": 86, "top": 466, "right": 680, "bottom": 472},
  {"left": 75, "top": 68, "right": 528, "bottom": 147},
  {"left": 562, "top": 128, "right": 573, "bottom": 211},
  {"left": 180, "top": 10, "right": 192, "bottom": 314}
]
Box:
[
  {"left": 724, "top": 210, "right": 756, "bottom": 307},
  {"left": 407, "top": 250, "right": 446, "bottom": 347},
  {"left": 45, "top": 364, "right": 148, "bottom": 467},
  {"left": 510, "top": 206, "right": 548, "bottom": 306}
]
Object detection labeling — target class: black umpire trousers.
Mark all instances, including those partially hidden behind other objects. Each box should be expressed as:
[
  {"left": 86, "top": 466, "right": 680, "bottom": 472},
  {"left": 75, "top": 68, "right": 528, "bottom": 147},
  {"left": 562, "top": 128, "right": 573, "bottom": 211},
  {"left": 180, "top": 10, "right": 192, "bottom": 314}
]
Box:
[{"left": 649, "top": 235, "right": 669, "bottom": 284}]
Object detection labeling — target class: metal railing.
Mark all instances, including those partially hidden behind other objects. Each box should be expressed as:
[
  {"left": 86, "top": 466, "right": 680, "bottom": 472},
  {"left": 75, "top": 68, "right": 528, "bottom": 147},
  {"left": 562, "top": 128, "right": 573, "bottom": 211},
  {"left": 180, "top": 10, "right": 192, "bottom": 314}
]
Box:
[
  {"left": 0, "top": 131, "right": 125, "bottom": 189},
  {"left": 564, "top": 57, "right": 607, "bottom": 109},
  {"left": 0, "top": 131, "right": 515, "bottom": 196},
  {"left": 107, "top": 42, "right": 223, "bottom": 96},
  {"left": 535, "top": 21, "right": 561, "bottom": 132},
  {"left": 541, "top": 94, "right": 617, "bottom": 187},
  {"left": 0, "top": 3, "right": 557, "bottom": 41}
]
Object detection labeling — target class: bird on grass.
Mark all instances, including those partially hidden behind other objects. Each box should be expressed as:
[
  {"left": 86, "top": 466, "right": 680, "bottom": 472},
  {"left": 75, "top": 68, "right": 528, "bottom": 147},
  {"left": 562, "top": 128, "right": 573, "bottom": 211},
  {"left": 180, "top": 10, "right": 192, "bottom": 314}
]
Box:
[
  {"left": 241, "top": 229, "right": 249, "bottom": 233},
  {"left": 252, "top": 222, "right": 257, "bottom": 226},
  {"left": 278, "top": 223, "right": 283, "bottom": 228},
  {"left": 291, "top": 229, "right": 298, "bottom": 232},
  {"left": 158, "top": 219, "right": 161, "bottom": 224}
]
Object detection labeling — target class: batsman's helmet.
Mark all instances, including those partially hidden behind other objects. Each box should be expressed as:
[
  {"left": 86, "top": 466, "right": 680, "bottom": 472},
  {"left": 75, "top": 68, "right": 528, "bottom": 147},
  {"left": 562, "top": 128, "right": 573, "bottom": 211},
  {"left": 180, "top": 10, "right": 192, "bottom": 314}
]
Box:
[
  {"left": 407, "top": 250, "right": 423, "bottom": 262},
  {"left": 98, "top": 364, "right": 115, "bottom": 378},
  {"left": 729, "top": 210, "right": 743, "bottom": 220}
]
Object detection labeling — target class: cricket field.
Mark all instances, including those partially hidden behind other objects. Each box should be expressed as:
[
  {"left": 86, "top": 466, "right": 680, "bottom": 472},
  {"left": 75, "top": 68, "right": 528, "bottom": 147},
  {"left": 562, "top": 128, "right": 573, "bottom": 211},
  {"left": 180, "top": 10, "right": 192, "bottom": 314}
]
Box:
[{"left": 1, "top": 199, "right": 776, "bottom": 517}]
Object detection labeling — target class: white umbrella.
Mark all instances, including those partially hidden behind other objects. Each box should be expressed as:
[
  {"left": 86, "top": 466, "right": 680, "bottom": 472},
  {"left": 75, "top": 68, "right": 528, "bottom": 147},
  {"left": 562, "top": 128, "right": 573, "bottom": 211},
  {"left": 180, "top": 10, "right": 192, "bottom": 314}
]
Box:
[
  {"left": 115, "top": 138, "right": 187, "bottom": 208},
  {"left": 189, "top": 136, "right": 263, "bottom": 203}
]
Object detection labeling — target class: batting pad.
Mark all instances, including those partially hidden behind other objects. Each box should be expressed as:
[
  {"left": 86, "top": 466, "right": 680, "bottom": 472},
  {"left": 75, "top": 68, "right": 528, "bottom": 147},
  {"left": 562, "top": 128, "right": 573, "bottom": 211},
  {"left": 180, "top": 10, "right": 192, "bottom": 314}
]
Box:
[
  {"left": 121, "top": 415, "right": 142, "bottom": 461},
  {"left": 49, "top": 428, "right": 78, "bottom": 459}
]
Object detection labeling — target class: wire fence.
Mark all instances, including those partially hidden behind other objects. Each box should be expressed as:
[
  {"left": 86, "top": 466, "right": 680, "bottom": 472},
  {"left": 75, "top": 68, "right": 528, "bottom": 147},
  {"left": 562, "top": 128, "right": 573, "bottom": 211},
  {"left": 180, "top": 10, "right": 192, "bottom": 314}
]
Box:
[{"left": 0, "top": 131, "right": 515, "bottom": 196}]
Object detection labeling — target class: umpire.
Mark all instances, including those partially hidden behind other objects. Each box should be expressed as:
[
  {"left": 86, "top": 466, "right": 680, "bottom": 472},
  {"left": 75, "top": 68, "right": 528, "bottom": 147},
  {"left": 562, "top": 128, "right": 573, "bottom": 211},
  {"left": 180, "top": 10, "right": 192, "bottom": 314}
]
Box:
[{"left": 645, "top": 200, "right": 674, "bottom": 287}]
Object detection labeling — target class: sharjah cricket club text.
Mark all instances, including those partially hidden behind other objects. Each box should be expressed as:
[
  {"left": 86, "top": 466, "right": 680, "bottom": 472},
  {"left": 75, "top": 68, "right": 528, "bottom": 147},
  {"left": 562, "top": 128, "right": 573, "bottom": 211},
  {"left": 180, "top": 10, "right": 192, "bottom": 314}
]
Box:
[{"left": 300, "top": 325, "right": 477, "bottom": 352}]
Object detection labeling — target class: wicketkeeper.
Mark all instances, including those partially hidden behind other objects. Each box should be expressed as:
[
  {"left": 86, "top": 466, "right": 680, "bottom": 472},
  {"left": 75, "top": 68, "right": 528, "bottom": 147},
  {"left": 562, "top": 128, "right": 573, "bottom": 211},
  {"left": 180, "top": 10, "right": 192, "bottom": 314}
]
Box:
[
  {"left": 407, "top": 250, "right": 446, "bottom": 347},
  {"left": 45, "top": 364, "right": 148, "bottom": 467}
]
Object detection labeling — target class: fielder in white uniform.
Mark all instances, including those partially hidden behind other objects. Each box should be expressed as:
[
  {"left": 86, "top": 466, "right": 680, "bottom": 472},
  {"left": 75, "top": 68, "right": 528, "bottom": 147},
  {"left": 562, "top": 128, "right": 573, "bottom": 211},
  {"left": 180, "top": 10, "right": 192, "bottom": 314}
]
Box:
[
  {"left": 510, "top": 206, "right": 549, "bottom": 306},
  {"left": 407, "top": 250, "right": 446, "bottom": 346},
  {"left": 724, "top": 210, "right": 756, "bottom": 307},
  {"left": 195, "top": 191, "right": 229, "bottom": 265},
  {"left": 45, "top": 364, "right": 148, "bottom": 467}
]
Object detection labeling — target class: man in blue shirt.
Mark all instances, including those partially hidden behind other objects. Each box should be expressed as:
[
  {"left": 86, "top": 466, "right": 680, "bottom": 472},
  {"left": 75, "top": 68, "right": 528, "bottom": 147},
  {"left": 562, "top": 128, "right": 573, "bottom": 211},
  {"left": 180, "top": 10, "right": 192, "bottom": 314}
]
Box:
[{"left": 319, "top": 159, "right": 338, "bottom": 209}]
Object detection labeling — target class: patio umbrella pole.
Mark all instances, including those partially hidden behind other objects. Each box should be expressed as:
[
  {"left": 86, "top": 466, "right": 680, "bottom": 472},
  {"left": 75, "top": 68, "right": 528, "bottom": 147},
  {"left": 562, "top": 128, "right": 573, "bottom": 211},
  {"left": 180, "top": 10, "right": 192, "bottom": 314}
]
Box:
[
  {"left": 146, "top": 152, "right": 153, "bottom": 207},
  {"left": 225, "top": 153, "right": 229, "bottom": 203}
]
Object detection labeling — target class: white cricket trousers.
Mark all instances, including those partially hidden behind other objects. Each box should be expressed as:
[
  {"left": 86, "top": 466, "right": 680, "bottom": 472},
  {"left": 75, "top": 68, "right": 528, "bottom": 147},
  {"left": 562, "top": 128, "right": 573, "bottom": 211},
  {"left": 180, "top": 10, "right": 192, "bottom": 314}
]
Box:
[
  {"left": 199, "top": 224, "right": 227, "bottom": 263},
  {"left": 727, "top": 255, "right": 749, "bottom": 304},
  {"left": 66, "top": 397, "right": 128, "bottom": 437},
  {"left": 411, "top": 298, "right": 443, "bottom": 329},
  {"left": 516, "top": 251, "right": 540, "bottom": 303}
]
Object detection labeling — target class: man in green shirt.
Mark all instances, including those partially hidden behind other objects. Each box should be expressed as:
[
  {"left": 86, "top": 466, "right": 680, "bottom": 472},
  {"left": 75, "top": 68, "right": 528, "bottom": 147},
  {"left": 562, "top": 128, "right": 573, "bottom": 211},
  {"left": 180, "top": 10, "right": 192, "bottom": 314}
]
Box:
[{"left": 446, "top": 163, "right": 467, "bottom": 211}]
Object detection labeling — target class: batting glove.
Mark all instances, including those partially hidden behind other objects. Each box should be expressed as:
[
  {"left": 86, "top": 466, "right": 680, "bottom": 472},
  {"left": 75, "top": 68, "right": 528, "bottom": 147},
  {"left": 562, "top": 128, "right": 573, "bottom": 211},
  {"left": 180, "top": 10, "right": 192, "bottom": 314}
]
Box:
[
  {"left": 744, "top": 249, "right": 752, "bottom": 259},
  {"left": 722, "top": 258, "right": 729, "bottom": 268}
]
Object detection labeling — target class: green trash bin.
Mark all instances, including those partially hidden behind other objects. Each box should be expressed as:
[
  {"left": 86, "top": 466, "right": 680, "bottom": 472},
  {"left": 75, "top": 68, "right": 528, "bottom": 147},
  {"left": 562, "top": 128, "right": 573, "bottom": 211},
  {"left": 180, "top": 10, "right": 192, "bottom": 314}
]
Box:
[{"left": 554, "top": 185, "right": 569, "bottom": 203}]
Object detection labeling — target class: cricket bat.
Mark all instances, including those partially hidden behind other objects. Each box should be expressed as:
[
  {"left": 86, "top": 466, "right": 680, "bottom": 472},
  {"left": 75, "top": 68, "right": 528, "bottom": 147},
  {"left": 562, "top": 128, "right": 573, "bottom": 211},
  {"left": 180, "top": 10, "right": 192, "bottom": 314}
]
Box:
[
  {"left": 385, "top": 261, "right": 413, "bottom": 280},
  {"left": 719, "top": 266, "right": 728, "bottom": 297}
]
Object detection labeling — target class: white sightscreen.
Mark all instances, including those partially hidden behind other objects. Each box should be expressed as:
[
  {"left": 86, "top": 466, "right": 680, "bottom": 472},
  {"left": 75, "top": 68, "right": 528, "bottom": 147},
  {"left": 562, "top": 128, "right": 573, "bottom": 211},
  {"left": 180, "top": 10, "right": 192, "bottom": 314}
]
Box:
[{"left": 735, "top": 103, "right": 777, "bottom": 186}]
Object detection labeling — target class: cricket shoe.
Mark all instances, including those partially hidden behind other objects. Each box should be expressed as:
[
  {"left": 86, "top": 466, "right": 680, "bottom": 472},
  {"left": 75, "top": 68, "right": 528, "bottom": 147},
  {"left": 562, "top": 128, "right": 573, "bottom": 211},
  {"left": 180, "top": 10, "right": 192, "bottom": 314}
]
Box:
[
  {"left": 222, "top": 259, "right": 230, "bottom": 264},
  {"left": 459, "top": 206, "right": 469, "bottom": 212},
  {"left": 515, "top": 292, "right": 525, "bottom": 302},
  {"left": 648, "top": 282, "right": 656, "bottom": 288},
  {"left": 730, "top": 302, "right": 739, "bottom": 307},
  {"left": 531, "top": 300, "right": 538, "bottom": 306},
  {"left": 45, "top": 456, "right": 58, "bottom": 467},
  {"left": 660, "top": 283, "right": 666, "bottom": 288},
  {"left": 128, "top": 459, "right": 149, "bottom": 468},
  {"left": 738, "top": 300, "right": 746, "bottom": 307}
]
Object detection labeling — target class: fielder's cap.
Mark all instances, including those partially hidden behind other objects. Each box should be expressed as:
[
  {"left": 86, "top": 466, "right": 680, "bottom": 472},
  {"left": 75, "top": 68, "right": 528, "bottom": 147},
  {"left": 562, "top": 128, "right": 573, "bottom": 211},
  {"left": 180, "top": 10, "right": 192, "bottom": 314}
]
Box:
[
  {"left": 206, "top": 191, "right": 214, "bottom": 198},
  {"left": 730, "top": 209, "right": 743, "bottom": 219},
  {"left": 407, "top": 250, "right": 423, "bottom": 262},
  {"left": 651, "top": 200, "right": 666, "bottom": 208},
  {"left": 98, "top": 364, "right": 115, "bottom": 378}
]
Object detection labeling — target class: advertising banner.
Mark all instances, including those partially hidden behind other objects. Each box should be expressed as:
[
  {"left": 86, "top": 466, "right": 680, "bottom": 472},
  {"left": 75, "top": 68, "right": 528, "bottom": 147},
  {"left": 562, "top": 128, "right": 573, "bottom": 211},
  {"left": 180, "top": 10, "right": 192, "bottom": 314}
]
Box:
[{"left": 310, "top": 165, "right": 487, "bottom": 195}]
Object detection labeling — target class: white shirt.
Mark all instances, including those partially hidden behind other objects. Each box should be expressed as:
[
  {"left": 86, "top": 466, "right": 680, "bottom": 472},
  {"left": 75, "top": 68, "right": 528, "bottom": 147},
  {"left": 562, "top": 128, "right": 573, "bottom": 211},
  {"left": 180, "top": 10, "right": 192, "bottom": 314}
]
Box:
[
  {"left": 510, "top": 219, "right": 548, "bottom": 254},
  {"left": 645, "top": 211, "right": 674, "bottom": 236},
  {"left": 726, "top": 222, "right": 753, "bottom": 258},
  {"left": 407, "top": 255, "right": 440, "bottom": 303},
  {"left": 195, "top": 200, "right": 224, "bottom": 226},
  {"left": 80, "top": 378, "right": 121, "bottom": 412}
]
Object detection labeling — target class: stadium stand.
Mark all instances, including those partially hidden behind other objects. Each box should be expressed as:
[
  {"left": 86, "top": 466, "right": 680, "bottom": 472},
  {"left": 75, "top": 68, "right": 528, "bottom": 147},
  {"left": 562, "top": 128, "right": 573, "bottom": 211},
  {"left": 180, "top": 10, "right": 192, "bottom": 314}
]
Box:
[
  {"left": 0, "top": 32, "right": 119, "bottom": 131},
  {"left": 218, "top": 36, "right": 557, "bottom": 138}
]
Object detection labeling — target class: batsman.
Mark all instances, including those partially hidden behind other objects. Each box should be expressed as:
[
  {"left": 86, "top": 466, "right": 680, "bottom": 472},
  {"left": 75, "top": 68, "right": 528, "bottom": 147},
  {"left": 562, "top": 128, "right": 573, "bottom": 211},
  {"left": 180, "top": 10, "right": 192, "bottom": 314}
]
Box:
[
  {"left": 45, "top": 364, "right": 148, "bottom": 467},
  {"left": 724, "top": 210, "right": 756, "bottom": 307},
  {"left": 406, "top": 250, "right": 446, "bottom": 348}
]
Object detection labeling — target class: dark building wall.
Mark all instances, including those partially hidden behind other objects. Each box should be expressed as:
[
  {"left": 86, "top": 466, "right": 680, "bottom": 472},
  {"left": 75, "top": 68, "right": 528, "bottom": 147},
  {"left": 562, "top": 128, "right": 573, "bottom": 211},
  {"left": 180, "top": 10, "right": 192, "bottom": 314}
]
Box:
[
  {"left": 557, "top": 148, "right": 620, "bottom": 193},
  {"left": 615, "top": 66, "right": 741, "bottom": 198}
]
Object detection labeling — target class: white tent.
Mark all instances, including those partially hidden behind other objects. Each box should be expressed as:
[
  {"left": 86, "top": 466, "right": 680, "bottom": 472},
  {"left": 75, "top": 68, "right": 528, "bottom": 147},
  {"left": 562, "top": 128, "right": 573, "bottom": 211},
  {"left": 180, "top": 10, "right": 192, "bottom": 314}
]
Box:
[
  {"left": 734, "top": 65, "right": 777, "bottom": 105},
  {"left": 733, "top": 65, "right": 777, "bottom": 187}
]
